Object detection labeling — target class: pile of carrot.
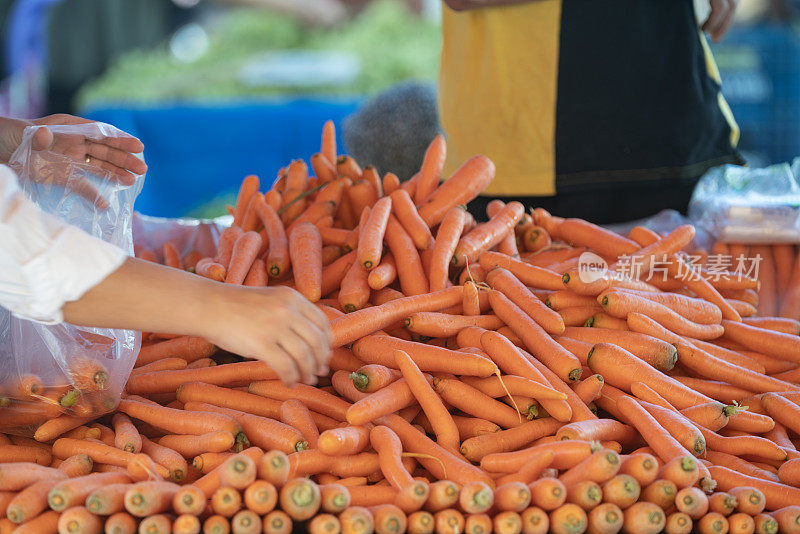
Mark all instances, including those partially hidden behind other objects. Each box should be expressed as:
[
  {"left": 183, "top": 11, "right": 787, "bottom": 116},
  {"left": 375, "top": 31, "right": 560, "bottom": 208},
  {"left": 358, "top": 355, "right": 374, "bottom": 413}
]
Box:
[
  {"left": 0, "top": 121, "right": 798, "bottom": 533},
  {"left": 709, "top": 241, "right": 800, "bottom": 321}
]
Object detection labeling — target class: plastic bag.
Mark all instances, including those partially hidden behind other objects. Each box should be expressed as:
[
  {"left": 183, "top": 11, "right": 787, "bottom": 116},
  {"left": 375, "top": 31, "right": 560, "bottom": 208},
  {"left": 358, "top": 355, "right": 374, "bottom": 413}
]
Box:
[
  {"left": 605, "top": 209, "right": 715, "bottom": 253},
  {"left": 688, "top": 162, "right": 800, "bottom": 244},
  {"left": 0, "top": 122, "right": 145, "bottom": 435},
  {"left": 132, "top": 213, "right": 227, "bottom": 262}
]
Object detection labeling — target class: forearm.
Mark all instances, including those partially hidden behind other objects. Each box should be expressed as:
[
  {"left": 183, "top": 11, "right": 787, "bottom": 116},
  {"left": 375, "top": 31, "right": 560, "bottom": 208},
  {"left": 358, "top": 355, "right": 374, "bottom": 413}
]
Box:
[
  {"left": 62, "top": 257, "right": 219, "bottom": 337},
  {"left": 444, "top": 0, "right": 537, "bottom": 11}
]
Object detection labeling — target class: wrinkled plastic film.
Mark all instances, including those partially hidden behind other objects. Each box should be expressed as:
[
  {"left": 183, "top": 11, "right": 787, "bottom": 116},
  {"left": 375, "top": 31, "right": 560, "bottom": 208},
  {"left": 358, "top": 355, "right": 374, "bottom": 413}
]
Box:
[
  {"left": 689, "top": 162, "right": 800, "bottom": 244},
  {"left": 0, "top": 123, "right": 145, "bottom": 434}
]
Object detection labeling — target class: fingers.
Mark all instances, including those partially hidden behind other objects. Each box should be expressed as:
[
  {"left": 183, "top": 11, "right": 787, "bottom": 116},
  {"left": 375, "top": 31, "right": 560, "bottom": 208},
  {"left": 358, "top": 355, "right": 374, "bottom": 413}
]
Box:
[
  {"left": 276, "top": 329, "right": 317, "bottom": 385},
  {"left": 703, "top": 0, "right": 732, "bottom": 42},
  {"left": 298, "top": 301, "right": 332, "bottom": 345},
  {"left": 101, "top": 134, "right": 145, "bottom": 154},
  {"left": 60, "top": 176, "right": 108, "bottom": 210},
  {"left": 260, "top": 343, "right": 302, "bottom": 386},
  {"left": 290, "top": 318, "right": 331, "bottom": 376},
  {"left": 86, "top": 141, "right": 148, "bottom": 177},
  {"left": 714, "top": 0, "right": 737, "bottom": 41}
]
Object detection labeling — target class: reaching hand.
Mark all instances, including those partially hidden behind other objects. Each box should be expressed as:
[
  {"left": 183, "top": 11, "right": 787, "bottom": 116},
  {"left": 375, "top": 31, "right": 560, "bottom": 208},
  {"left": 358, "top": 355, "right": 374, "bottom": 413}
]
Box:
[
  {"left": 703, "top": 0, "right": 738, "bottom": 42},
  {"left": 204, "top": 285, "right": 332, "bottom": 386},
  {"left": 0, "top": 114, "right": 147, "bottom": 181}
]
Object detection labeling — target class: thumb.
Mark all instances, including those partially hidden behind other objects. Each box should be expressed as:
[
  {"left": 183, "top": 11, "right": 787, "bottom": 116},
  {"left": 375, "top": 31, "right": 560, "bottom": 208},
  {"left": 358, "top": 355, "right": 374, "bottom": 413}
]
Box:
[{"left": 31, "top": 126, "right": 54, "bottom": 152}]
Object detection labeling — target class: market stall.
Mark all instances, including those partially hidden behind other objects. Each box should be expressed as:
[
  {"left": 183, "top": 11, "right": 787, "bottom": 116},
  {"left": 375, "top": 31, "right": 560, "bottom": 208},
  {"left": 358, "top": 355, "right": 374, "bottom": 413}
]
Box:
[{"left": 0, "top": 117, "right": 798, "bottom": 534}]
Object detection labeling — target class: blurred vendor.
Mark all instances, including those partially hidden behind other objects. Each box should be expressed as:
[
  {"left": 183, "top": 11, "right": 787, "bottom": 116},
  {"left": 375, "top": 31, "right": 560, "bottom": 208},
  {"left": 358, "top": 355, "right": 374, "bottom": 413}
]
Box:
[{"left": 440, "top": 0, "right": 744, "bottom": 224}]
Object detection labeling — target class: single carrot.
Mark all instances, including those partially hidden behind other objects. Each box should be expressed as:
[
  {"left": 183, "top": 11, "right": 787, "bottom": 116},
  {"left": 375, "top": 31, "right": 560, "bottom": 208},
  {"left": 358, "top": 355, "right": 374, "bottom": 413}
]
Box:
[
  {"left": 243, "top": 479, "right": 278, "bottom": 515},
  {"left": 618, "top": 453, "right": 659, "bottom": 488},
  {"left": 338, "top": 506, "right": 372, "bottom": 534},
  {"left": 56, "top": 454, "right": 93, "bottom": 478},
  {"left": 203, "top": 515, "right": 231, "bottom": 534},
  {"left": 405, "top": 312, "right": 503, "bottom": 338},
  {"left": 279, "top": 399, "right": 319, "bottom": 448},
  {"left": 117, "top": 399, "right": 243, "bottom": 443},
  {"left": 368, "top": 253, "right": 398, "bottom": 290},
  {"left": 479, "top": 252, "right": 563, "bottom": 291},
  {"left": 134, "top": 336, "right": 216, "bottom": 367},
  {"left": 453, "top": 202, "right": 524, "bottom": 267},
  {"left": 489, "top": 290, "right": 582, "bottom": 382},
  {"left": 103, "top": 512, "right": 137, "bottom": 534},
  {"left": 722, "top": 319, "right": 800, "bottom": 363},
  {"left": 726, "top": 513, "right": 754, "bottom": 534},
  {"left": 494, "top": 482, "right": 532, "bottom": 513},
  {"left": 707, "top": 492, "right": 738, "bottom": 517},
  {"left": 622, "top": 502, "right": 665, "bottom": 534},
  {"left": 339, "top": 258, "right": 371, "bottom": 312},
  {"left": 258, "top": 450, "right": 290, "bottom": 488},
  {"left": 495, "top": 450, "right": 555, "bottom": 486},
  {"left": 588, "top": 502, "right": 624, "bottom": 534},
  {"left": 613, "top": 395, "right": 688, "bottom": 464},
  {"left": 5, "top": 472, "right": 67, "bottom": 524},
  {"left": 460, "top": 418, "right": 563, "bottom": 463},
  {"left": 217, "top": 454, "right": 256, "bottom": 491},
  {"left": 84, "top": 482, "right": 132, "bottom": 516},
  {"left": 433, "top": 509, "right": 465, "bottom": 534},
  {"left": 465, "top": 513, "right": 492, "bottom": 534},
  {"left": 565, "top": 480, "right": 602, "bottom": 511},
  {"left": 550, "top": 503, "right": 589, "bottom": 534},
  {"left": 728, "top": 487, "right": 766, "bottom": 516},
  {"left": 211, "top": 486, "right": 242, "bottom": 518},
  {"left": 182, "top": 401, "right": 306, "bottom": 454},
  {"left": 233, "top": 175, "right": 260, "bottom": 227},
  {"left": 171, "top": 485, "right": 206, "bottom": 516},
  {"left": 279, "top": 478, "right": 321, "bottom": 521},
  {"left": 521, "top": 506, "right": 550, "bottom": 534},
  {"left": 353, "top": 334, "right": 496, "bottom": 376},
  {"left": 141, "top": 436, "right": 187, "bottom": 483},
  {"left": 384, "top": 214, "right": 429, "bottom": 296},
  {"left": 459, "top": 375, "right": 565, "bottom": 402},
  {"left": 288, "top": 222, "right": 323, "bottom": 301},
  {"left": 556, "top": 419, "right": 636, "bottom": 444},
  {"left": 112, "top": 413, "right": 142, "bottom": 454},
  {"left": 330, "top": 286, "right": 462, "bottom": 347},
  {"left": 57, "top": 506, "right": 103, "bottom": 534},
  {"left": 413, "top": 134, "right": 446, "bottom": 204},
  {"left": 418, "top": 156, "right": 494, "bottom": 227}
]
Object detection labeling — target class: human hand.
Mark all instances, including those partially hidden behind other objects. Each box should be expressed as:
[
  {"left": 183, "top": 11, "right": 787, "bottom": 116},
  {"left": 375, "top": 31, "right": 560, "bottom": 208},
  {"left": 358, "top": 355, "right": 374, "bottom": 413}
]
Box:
[
  {"left": 703, "top": 0, "right": 738, "bottom": 42},
  {"left": 204, "top": 285, "right": 332, "bottom": 386},
  {"left": 0, "top": 114, "right": 147, "bottom": 183}
]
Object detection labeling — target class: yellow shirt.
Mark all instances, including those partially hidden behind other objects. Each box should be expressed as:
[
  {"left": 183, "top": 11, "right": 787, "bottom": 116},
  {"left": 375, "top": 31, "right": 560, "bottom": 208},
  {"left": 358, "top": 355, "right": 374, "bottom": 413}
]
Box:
[{"left": 439, "top": 1, "right": 562, "bottom": 197}]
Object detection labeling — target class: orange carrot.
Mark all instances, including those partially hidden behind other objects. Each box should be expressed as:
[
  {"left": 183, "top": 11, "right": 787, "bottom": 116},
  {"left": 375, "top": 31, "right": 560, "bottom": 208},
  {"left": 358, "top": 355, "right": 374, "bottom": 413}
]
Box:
[
  {"left": 279, "top": 400, "right": 319, "bottom": 448},
  {"left": 233, "top": 175, "right": 260, "bottom": 227},
  {"left": 487, "top": 267, "right": 565, "bottom": 335},
  {"left": 460, "top": 418, "right": 563, "bottom": 463},
  {"left": 559, "top": 219, "right": 638, "bottom": 259},
  {"left": 112, "top": 413, "right": 142, "bottom": 454},
  {"left": 288, "top": 222, "right": 322, "bottom": 301},
  {"left": 418, "top": 156, "right": 494, "bottom": 227},
  {"left": 385, "top": 214, "right": 429, "bottom": 296},
  {"left": 622, "top": 502, "right": 665, "bottom": 534},
  {"left": 330, "top": 286, "right": 462, "bottom": 347},
  {"left": 453, "top": 202, "right": 524, "bottom": 267},
  {"left": 488, "top": 291, "right": 582, "bottom": 382},
  {"left": 565, "top": 480, "right": 602, "bottom": 511},
  {"left": 134, "top": 336, "right": 216, "bottom": 367}
]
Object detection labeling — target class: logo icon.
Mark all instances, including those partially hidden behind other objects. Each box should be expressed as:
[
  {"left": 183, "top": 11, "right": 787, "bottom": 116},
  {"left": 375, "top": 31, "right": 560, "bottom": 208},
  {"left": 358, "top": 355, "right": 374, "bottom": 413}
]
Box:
[{"left": 578, "top": 252, "right": 608, "bottom": 284}]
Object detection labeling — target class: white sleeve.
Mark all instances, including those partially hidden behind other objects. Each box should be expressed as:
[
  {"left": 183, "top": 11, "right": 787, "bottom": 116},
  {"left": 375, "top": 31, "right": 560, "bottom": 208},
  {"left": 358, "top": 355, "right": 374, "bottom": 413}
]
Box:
[{"left": 0, "top": 164, "right": 127, "bottom": 324}]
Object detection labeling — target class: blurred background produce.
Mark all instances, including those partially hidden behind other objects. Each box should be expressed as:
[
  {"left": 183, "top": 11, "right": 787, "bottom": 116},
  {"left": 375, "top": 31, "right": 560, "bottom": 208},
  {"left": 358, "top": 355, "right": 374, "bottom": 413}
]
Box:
[{"left": 2, "top": 0, "right": 800, "bottom": 218}]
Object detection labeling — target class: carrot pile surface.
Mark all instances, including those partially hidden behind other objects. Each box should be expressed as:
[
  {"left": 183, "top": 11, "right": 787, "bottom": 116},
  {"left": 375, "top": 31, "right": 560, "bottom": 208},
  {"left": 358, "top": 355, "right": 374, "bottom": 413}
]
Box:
[{"left": 0, "top": 121, "right": 800, "bottom": 534}]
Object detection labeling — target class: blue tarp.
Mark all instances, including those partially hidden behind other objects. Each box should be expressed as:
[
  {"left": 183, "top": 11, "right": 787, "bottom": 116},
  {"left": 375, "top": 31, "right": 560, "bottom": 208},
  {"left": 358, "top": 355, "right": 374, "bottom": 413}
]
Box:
[{"left": 85, "top": 98, "right": 361, "bottom": 217}]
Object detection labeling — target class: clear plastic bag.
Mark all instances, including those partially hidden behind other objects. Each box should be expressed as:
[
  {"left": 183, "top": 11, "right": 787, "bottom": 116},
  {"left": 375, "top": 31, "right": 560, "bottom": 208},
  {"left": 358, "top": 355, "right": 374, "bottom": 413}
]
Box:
[
  {"left": 0, "top": 122, "right": 145, "bottom": 434},
  {"left": 605, "top": 209, "right": 715, "bottom": 253},
  {"left": 688, "top": 162, "right": 800, "bottom": 244},
  {"left": 132, "top": 213, "right": 228, "bottom": 263}
]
